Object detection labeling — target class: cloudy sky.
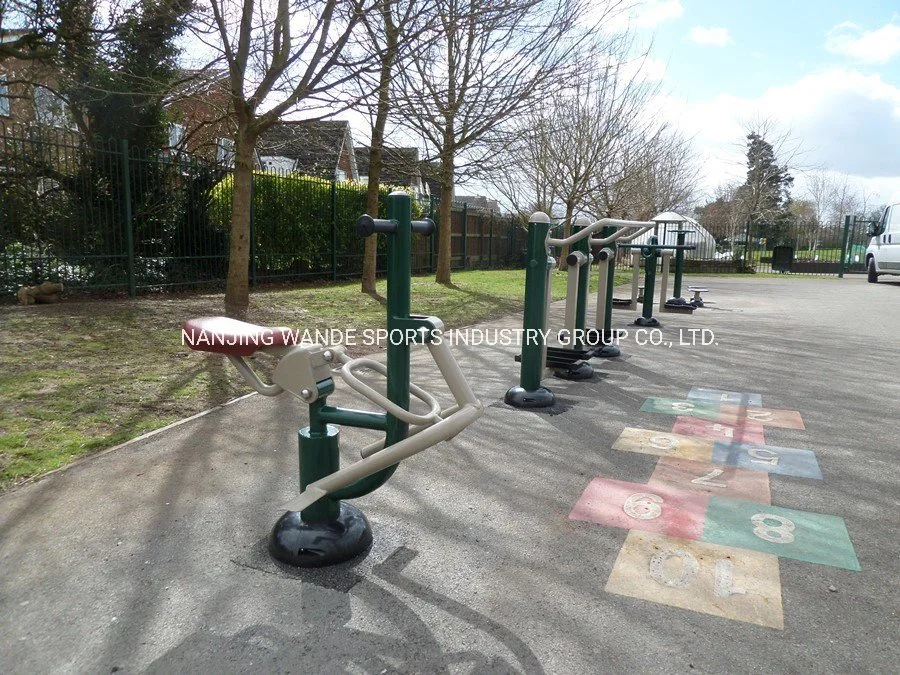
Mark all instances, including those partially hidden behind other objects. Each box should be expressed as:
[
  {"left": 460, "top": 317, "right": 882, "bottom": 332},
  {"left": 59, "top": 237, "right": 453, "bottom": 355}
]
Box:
[{"left": 626, "top": 0, "right": 900, "bottom": 204}]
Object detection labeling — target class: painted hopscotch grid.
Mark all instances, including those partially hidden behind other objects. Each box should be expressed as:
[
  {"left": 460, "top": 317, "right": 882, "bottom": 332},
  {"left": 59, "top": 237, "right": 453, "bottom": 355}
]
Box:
[
  {"left": 577, "top": 387, "right": 859, "bottom": 629},
  {"left": 672, "top": 416, "right": 766, "bottom": 444},
  {"left": 688, "top": 387, "right": 763, "bottom": 407},
  {"left": 605, "top": 531, "right": 784, "bottom": 629},
  {"left": 641, "top": 398, "right": 805, "bottom": 430}
]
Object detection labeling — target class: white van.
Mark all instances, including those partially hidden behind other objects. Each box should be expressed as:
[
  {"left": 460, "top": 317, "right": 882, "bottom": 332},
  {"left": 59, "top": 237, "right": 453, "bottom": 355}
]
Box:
[{"left": 866, "top": 195, "right": 900, "bottom": 282}]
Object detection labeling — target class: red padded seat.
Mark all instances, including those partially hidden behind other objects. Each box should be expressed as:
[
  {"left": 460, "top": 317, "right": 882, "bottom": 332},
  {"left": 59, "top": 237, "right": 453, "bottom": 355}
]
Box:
[{"left": 182, "top": 316, "right": 296, "bottom": 357}]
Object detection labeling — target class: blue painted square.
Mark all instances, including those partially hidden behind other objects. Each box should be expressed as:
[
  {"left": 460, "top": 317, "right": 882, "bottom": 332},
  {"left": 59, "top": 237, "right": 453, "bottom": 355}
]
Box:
[
  {"left": 689, "top": 387, "right": 762, "bottom": 407},
  {"left": 712, "top": 441, "right": 823, "bottom": 480}
]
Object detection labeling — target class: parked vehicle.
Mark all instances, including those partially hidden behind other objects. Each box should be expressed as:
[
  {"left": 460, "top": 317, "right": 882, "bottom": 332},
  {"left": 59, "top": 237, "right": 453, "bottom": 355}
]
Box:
[{"left": 866, "top": 195, "right": 900, "bottom": 282}]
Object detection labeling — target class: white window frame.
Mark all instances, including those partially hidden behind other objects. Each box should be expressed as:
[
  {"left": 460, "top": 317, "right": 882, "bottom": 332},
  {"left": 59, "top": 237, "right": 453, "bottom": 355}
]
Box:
[
  {"left": 33, "top": 86, "right": 69, "bottom": 128},
  {"left": 168, "top": 123, "right": 186, "bottom": 150},
  {"left": 0, "top": 77, "right": 10, "bottom": 117},
  {"left": 216, "top": 137, "right": 235, "bottom": 166}
]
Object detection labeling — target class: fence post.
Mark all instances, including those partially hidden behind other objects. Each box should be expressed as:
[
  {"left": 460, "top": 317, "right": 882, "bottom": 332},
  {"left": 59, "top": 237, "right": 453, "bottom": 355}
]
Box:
[
  {"left": 488, "top": 213, "right": 494, "bottom": 268},
  {"left": 461, "top": 202, "right": 468, "bottom": 270},
  {"left": 330, "top": 180, "right": 338, "bottom": 280},
  {"left": 428, "top": 195, "right": 435, "bottom": 272},
  {"left": 249, "top": 174, "right": 257, "bottom": 287},
  {"left": 838, "top": 214, "right": 853, "bottom": 278},
  {"left": 742, "top": 217, "right": 753, "bottom": 270},
  {"left": 119, "top": 139, "right": 136, "bottom": 298}
]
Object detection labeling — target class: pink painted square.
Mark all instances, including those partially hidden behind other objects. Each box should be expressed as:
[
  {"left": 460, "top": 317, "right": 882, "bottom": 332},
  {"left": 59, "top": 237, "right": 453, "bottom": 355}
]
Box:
[
  {"left": 672, "top": 416, "right": 766, "bottom": 444},
  {"left": 718, "top": 405, "right": 805, "bottom": 430},
  {"left": 648, "top": 456, "right": 772, "bottom": 503},
  {"left": 568, "top": 477, "right": 708, "bottom": 540}
]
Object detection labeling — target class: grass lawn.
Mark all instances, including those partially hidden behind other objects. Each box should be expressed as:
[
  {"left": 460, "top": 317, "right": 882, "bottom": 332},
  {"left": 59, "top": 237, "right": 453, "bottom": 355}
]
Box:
[{"left": 0, "top": 267, "right": 629, "bottom": 489}]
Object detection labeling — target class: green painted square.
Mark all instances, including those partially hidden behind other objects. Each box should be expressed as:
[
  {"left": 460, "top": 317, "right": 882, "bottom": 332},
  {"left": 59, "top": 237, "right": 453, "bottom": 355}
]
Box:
[
  {"left": 703, "top": 496, "right": 861, "bottom": 571},
  {"left": 641, "top": 397, "right": 722, "bottom": 420}
]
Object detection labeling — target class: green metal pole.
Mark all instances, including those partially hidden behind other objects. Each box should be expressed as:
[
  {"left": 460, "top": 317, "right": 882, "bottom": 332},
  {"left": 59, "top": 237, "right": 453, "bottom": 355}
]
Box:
[
  {"left": 838, "top": 215, "right": 852, "bottom": 278},
  {"left": 641, "top": 240, "right": 658, "bottom": 321},
  {"left": 573, "top": 219, "right": 590, "bottom": 348},
  {"left": 329, "top": 192, "right": 411, "bottom": 500},
  {"left": 505, "top": 213, "right": 555, "bottom": 408},
  {"left": 603, "top": 226, "right": 616, "bottom": 335},
  {"left": 385, "top": 191, "right": 411, "bottom": 447},
  {"left": 120, "top": 139, "right": 135, "bottom": 298},
  {"left": 673, "top": 230, "right": 686, "bottom": 298},
  {"left": 299, "top": 388, "right": 341, "bottom": 524}
]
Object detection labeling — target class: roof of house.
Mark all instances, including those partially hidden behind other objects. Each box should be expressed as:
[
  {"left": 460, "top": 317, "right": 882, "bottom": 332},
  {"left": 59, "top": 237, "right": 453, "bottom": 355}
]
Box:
[
  {"left": 257, "top": 120, "right": 353, "bottom": 179},
  {"left": 354, "top": 146, "right": 421, "bottom": 187},
  {"left": 455, "top": 195, "right": 501, "bottom": 213}
]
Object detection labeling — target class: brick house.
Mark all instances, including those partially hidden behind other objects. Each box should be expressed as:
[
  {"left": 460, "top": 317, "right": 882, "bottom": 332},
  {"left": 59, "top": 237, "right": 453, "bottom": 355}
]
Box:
[{"left": 166, "top": 69, "right": 237, "bottom": 164}]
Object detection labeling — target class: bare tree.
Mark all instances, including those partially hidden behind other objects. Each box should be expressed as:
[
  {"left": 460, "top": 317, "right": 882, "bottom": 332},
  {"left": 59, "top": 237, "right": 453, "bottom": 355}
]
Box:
[
  {"left": 357, "top": 0, "right": 434, "bottom": 295},
  {"left": 394, "top": 0, "right": 615, "bottom": 283},
  {"left": 191, "top": 0, "right": 377, "bottom": 315}
]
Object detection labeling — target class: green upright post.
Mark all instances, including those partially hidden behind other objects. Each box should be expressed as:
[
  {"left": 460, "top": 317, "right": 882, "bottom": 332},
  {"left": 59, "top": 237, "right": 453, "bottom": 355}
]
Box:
[
  {"left": 634, "top": 236, "right": 661, "bottom": 327},
  {"left": 505, "top": 212, "right": 555, "bottom": 409},
  {"left": 673, "top": 229, "right": 687, "bottom": 299},
  {"left": 602, "top": 225, "right": 616, "bottom": 335},
  {"left": 384, "top": 192, "right": 411, "bottom": 450},
  {"left": 838, "top": 215, "right": 853, "bottom": 278},
  {"left": 573, "top": 219, "right": 590, "bottom": 348},
  {"left": 120, "top": 139, "right": 135, "bottom": 298}
]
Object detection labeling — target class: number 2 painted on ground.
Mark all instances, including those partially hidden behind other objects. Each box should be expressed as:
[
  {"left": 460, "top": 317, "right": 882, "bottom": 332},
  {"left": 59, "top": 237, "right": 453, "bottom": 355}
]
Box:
[
  {"left": 691, "top": 468, "right": 727, "bottom": 488},
  {"left": 671, "top": 401, "right": 695, "bottom": 412}
]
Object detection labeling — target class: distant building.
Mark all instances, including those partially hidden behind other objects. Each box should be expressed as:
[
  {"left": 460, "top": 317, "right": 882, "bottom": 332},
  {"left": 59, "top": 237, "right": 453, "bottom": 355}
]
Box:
[
  {"left": 354, "top": 146, "right": 422, "bottom": 193},
  {"left": 257, "top": 120, "right": 358, "bottom": 181},
  {"left": 455, "top": 195, "right": 501, "bottom": 213},
  {"left": 166, "top": 69, "right": 236, "bottom": 164}
]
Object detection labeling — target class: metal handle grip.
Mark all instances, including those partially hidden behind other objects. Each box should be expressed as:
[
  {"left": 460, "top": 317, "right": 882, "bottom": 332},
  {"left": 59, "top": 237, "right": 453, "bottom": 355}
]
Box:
[{"left": 357, "top": 215, "right": 436, "bottom": 237}]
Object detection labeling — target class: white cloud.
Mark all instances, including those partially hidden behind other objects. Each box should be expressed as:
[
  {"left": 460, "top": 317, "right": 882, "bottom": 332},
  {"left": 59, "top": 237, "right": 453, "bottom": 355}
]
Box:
[
  {"left": 653, "top": 68, "right": 900, "bottom": 196},
  {"left": 825, "top": 20, "right": 900, "bottom": 65},
  {"left": 688, "top": 26, "right": 733, "bottom": 47},
  {"left": 619, "top": 55, "right": 668, "bottom": 83},
  {"left": 603, "top": 0, "right": 683, "bottom": 32}
]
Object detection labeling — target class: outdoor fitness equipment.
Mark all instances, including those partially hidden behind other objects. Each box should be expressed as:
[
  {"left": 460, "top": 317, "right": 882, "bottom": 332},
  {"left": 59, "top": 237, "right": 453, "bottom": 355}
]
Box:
[
  {"left": 617, "top": 236, "right": 696, "bottom": 327},
  {"left": 591, "top": 223, "right": 655, "bottom": 357},
  {"left": 182, "top": 192, "right": 483, "bottom": 567},
  {"left": 505, "top": 212, "right": 655, "bottom": 409}
]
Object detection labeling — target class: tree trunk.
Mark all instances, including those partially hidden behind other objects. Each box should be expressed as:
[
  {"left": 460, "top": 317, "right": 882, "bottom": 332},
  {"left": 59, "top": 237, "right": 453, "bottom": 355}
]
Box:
[
  {"left": 361, "top": 145, "right": 382, "bottom": 294},
  {"left": 436, "top": 170, "right": 454, "bottom": 284},
  {"left": 361, "top": 13, "right": 397, "bottom": 295},
  {"left": 224, "top": 130, "right": 256, "bottom": 318},
  {"left": 558, "top": 202, "right": 575, "bottom": 271}
]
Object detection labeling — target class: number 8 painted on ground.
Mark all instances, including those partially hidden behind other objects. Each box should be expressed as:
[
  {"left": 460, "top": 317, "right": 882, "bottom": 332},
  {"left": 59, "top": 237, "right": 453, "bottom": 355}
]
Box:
[{"left": 751, "top": 513, "right": 795, "bottom": 543}]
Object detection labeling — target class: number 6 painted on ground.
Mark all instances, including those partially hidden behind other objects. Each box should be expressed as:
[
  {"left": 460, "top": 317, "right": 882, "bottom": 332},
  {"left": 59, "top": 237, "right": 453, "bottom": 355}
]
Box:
[{"left": 624, "top": 493, "right": 663, "bottom": 520}]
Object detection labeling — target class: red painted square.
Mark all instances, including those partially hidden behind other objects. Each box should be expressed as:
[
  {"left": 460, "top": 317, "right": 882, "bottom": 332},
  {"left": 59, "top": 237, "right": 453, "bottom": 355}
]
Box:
[
  {"left": 569, "top": 477, "right": 708, "bottom": 540},
  {"left": 648, "top": 456, "right": 772, "bottom": 503},
  {"left": 672, "top": 416, "right": 766, "bottom": 444}
]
